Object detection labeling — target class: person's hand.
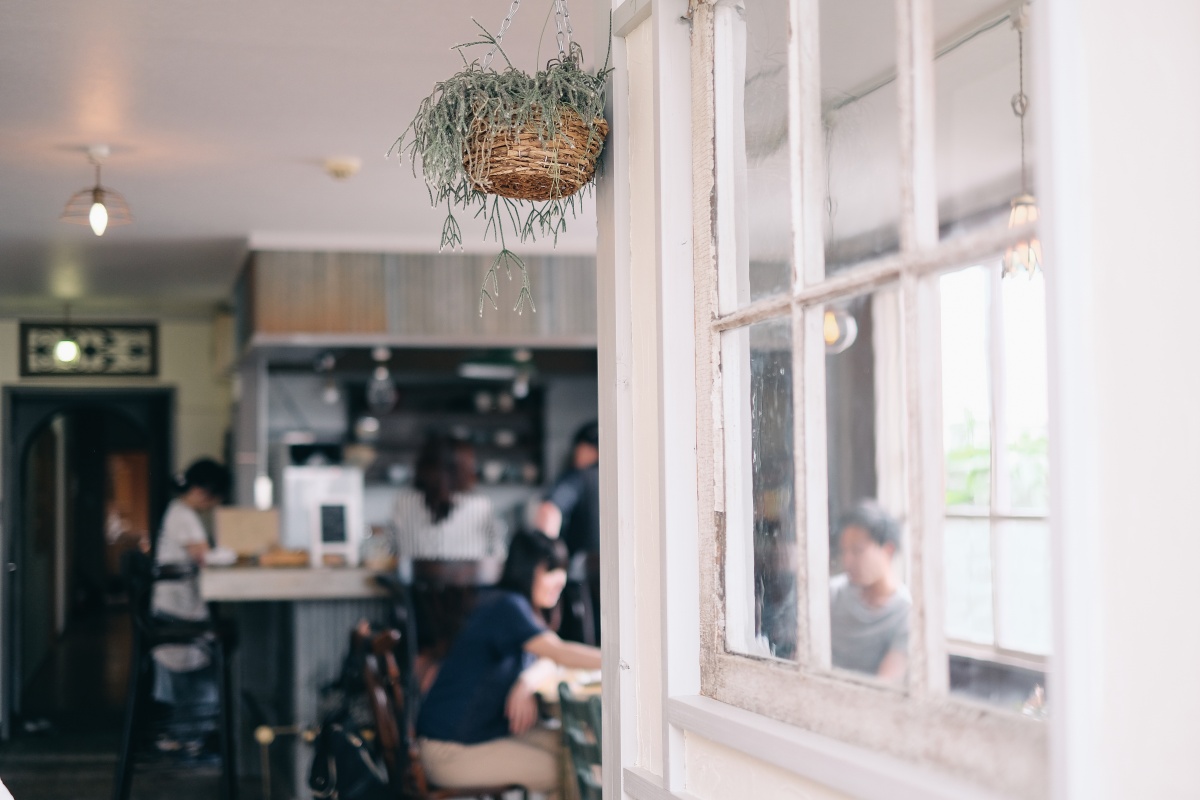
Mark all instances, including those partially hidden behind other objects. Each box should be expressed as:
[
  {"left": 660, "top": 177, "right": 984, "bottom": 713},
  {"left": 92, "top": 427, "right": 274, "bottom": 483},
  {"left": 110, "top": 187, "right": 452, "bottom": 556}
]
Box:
[{"left": 505, "top": 680, "right": 539, "bottom": 735}]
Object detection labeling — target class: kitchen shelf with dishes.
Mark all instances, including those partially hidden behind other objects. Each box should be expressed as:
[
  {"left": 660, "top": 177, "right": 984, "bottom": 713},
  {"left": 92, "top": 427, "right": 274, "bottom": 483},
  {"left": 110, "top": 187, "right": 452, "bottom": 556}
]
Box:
[{"left": 345, "top": 381, "right": 545, "bottom": 488}]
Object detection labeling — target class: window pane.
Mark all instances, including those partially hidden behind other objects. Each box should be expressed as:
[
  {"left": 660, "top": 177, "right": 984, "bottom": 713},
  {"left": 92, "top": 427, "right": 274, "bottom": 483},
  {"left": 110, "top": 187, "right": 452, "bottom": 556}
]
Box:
[
  {"left": 933, "top": 5, "right": 1033, "bottom": 242},
  {"left": 1001, "top": 272, "right": 1048, "bottom": 511},
  {"left": 943, "top": 517, "right": 994, "bottom": 645},
  {"left": 825, "top": 286, "right": 908, "bottom": 682},
  {"left": 742, "top": 0, "right": 793, "bottom": 305},
  {"left": 940, "top": 267, "right": 991, "bottom": 508},
  {"left": 722, "top": 317, "right": 797, "bottom": 660},
  {"left": 821, "top": 0, "right": 901, "bottom": 274},
  {"left": 995, "top": 518, "right": 1052, "bottom": 655}
]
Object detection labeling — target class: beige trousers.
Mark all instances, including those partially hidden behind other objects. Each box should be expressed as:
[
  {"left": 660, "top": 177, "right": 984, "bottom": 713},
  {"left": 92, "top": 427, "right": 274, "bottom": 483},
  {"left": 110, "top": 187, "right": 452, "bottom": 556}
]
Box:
[{"left": 419, "top": 727, "right": 561, "bottom": 796}]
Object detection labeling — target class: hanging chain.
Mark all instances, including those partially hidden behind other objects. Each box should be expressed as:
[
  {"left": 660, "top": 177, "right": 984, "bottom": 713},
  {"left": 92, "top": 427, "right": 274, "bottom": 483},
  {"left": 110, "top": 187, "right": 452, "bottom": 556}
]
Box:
[
  {"left": 483, "top": 0, "right": 522, "bottom": 70},
  {"left": 553, "top": 0, "right": 574, "bottom": 60},
  {"left": 1011, "top": 26, "right": 1029, "bottom": 193}
]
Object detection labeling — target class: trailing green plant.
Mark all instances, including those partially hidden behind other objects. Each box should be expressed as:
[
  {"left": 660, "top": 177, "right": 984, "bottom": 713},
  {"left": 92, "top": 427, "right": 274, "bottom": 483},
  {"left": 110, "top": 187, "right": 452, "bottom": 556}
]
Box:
[{"left": 390, "top": 21, "right": 613, "bottom": 316}]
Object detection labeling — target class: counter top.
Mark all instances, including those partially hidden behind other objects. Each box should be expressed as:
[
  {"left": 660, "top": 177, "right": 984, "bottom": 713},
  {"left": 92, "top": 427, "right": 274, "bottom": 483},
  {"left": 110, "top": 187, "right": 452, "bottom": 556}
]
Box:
[{"left": 200, "top": 566, "right": 390, "bottom": 602}]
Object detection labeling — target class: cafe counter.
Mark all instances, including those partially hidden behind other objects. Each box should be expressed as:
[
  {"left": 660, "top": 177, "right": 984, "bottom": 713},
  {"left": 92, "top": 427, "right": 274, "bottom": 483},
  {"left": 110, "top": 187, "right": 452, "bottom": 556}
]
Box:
[{"left": 201, "top": 566, "right": 393, "bottom": 799}]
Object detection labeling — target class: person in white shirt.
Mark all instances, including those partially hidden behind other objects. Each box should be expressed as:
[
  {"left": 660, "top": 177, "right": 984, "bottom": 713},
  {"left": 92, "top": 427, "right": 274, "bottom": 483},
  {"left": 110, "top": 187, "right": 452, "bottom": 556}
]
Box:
[
  {"left": 392, "top": 435, "right": 506, "bottom": 561},
  {"left": 149, "top": 458, "right": 230, "bottom": 747}
]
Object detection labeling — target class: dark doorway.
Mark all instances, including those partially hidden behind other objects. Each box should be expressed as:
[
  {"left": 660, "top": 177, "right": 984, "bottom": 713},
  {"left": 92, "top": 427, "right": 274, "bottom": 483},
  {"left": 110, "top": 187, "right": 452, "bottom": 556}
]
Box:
[{"left": 2, "top": 389, "right": 173, "bottom": 739}]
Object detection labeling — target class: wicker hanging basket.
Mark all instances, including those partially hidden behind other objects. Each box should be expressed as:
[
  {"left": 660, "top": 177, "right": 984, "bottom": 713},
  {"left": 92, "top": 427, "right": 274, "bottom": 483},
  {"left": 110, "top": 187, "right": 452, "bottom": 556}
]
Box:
[{"left": 462, "top": 108, "right": 609, "bottom": 202}]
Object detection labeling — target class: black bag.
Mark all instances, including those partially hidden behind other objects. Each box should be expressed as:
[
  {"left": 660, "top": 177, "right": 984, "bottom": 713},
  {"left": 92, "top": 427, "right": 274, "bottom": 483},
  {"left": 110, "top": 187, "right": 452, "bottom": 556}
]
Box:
[{"left": 308, "top": 720, "right": 390, "bottom": 800}]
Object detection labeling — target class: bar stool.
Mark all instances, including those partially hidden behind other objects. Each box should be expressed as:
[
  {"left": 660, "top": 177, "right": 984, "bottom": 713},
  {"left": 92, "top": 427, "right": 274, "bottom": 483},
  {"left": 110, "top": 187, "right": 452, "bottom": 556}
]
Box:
[{"left": 112, "top": 550, "right": 238, "bottom": 800}]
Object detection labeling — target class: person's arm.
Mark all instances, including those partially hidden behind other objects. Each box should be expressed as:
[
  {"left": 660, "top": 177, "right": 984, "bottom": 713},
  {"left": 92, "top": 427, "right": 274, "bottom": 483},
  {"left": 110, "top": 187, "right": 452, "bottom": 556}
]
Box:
[
  {"left": 876, "top": 648, "right": 907, "bottom": 682},
  {"left": 534, "top": 501, "right": 563, "bottom": 539},
  {"left": 524, "top": 630, "right": 602, "bottom": 669},
  {"left": 504, "top": 657, "right": 559, "bottom": 735},
  {"left": 184, "top": 541, "right": 210, "bottom": 563}
]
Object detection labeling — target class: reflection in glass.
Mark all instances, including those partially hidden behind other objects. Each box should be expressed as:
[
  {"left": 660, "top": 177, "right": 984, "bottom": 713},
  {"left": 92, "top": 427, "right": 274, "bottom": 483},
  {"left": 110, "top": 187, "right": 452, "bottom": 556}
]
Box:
[
  {"left": 723, "top": 317, "right": 796, "bottom": 660},
  {"left": 995, "top": 519, "right": 1051, "bottom": 655},
  {"left": 1001, "top": 272, "right": 1048, "bottom": 510},
  {"left": 742, "top": 0, "right": 793, "bottom": 303},
  {"left": 943, "top": 517, "right": 994, "bottom": 645},
  {"left": 823, "top": 286, "right": 908, "bottom": 681},
  {"left": 934, "top": 10, "right": 1027, "bottom": 240},
  {"left": 940, "top": 267, "right": 991, "bottom": 507},
  {"left": 820, "top": 0, "right": 901, "bottom": 272}
]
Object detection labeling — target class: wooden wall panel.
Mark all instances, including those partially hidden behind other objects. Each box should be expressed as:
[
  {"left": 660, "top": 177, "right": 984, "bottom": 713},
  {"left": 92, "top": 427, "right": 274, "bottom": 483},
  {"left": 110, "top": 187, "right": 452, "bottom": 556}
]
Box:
[
  {"left": 252, "top": 252, "right": 388, "bottom": 334},
  {"left": 243, "top": 250, "right": 596, "bottom": 342}
]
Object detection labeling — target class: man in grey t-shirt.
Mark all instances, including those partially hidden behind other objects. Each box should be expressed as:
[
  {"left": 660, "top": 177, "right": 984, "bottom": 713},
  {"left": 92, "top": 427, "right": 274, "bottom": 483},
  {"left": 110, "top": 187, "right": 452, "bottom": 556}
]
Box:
[{"left": 830, "top": 501, "right": 909, "bottom": 682}]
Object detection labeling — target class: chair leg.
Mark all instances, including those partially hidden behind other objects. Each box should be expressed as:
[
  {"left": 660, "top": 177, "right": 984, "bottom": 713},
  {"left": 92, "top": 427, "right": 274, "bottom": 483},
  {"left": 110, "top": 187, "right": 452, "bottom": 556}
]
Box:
[
  {"left": 214, "top": 642, "right": 239, "bottom": 800},
  {"left": 112, "top": 644, "right": 146, "bottom": 800}
]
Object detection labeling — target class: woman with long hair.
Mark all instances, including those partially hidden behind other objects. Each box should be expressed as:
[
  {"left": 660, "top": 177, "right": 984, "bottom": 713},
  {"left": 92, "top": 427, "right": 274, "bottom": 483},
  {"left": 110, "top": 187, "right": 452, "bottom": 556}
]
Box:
[
  {"left": 392, "top": 434, "right": 505, "bottom": 560},
  {"left": 415, "top": 531, "right": 601, "bottom": 795}
]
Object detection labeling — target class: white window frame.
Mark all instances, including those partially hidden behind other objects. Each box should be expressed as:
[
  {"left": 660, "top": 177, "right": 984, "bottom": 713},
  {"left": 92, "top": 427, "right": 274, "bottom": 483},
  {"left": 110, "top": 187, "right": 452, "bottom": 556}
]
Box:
[
  {"left": 596, "top": 0, "right": 1095, "bottom": 798},
  {"left": 692, "top": 0, "right": 1046, "bottom": 795}
]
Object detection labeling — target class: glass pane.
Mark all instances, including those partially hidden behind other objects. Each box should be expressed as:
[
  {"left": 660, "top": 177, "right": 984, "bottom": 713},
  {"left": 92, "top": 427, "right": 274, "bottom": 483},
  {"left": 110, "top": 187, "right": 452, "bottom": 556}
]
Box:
[
  {"left": 1001, "top": 272, "right": 1048, "bottom": 511},
  {"left": 722, "top": 316, "right": 797, "bottom": 660},
  {"left": 943, "top": 517, "right": 994, "bottom": 645},
  {"left": 742, "top": 0, "right": 793, "bottom": 304},
  {"left": 934, "top": 4, "right": 1029, "bottom": 240},
  {"left": 825, "top": 286, "right": 908, "bottom": 682},
  {"left": 995, "top": 518, "right": 1052, "bottom": 655},
  {"left": 821, "top": 0, "right": 901, "bottom": 273},
  {"left": 940, "top": 267, "right": 991, "bottom": 508}
]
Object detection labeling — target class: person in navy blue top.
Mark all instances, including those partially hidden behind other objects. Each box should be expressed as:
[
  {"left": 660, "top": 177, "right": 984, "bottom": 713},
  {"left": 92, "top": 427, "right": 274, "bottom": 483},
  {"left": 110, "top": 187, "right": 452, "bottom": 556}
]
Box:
[{"left": 416, "top": 531, "right": 602, "bottom": 795}]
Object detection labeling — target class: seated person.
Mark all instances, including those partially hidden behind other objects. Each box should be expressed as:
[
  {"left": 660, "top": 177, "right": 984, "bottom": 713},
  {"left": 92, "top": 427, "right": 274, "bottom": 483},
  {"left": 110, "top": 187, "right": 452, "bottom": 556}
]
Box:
[
  {"left": 150, "top": 457, "right": 231, "bottom": 750},
  {"left": 415, "top": 531, "right": 601, "bottom": 795},
  {"left": 829, "top": 500, "right": 910, "bottom": 682},
  {"left": 393, "top": 434, "right": 506, "bottom": 561}
]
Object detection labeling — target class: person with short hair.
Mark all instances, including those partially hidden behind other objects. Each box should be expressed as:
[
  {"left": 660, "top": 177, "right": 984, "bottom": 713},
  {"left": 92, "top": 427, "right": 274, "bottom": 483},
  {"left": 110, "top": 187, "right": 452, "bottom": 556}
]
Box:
[
  {"left": 535, "top": 422, "right": 601, "bottom": 643},
  {"left": 416, "top": 531, "right": 601, "bottom": 795},
  {"left": 829, "top": 500, "right": 910, "bottom": 682},
  {"left": 150, "top": 457, "right": 231, "bottom": 751}
]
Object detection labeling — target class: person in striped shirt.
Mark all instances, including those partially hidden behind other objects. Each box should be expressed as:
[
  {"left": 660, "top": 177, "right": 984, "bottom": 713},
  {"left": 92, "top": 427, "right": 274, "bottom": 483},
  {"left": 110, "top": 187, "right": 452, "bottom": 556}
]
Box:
[{"left": 392, "top": 434, "right": 506, "bottom": 561}]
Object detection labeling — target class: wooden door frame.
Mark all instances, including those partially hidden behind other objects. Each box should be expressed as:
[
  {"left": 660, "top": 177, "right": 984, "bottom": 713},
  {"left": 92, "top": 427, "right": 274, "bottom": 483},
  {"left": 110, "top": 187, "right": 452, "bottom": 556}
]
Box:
[{"left": 0, "top": 387, "right": 174, "bottom": 738}]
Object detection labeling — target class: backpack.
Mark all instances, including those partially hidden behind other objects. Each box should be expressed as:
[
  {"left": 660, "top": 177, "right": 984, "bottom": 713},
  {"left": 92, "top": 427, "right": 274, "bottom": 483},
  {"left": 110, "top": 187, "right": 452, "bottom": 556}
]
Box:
[{"left": 308, "top": 717, "right": 390, "bottom": 800}]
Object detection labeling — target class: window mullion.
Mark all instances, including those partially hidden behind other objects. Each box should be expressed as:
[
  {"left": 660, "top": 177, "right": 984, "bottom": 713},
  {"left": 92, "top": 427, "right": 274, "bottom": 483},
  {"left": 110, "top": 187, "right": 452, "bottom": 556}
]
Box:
[
  {"left": 896, "top": 0, "right": 938, "bottom": 252},
  {"left": 896, "top": 0, "right": 945, "bottom": 698},
  {"left": 796, "top": 301, "right": 831, "bottom": 669},
  {"left": 793, "top": 0, "right": 825, "bottom": 291}
]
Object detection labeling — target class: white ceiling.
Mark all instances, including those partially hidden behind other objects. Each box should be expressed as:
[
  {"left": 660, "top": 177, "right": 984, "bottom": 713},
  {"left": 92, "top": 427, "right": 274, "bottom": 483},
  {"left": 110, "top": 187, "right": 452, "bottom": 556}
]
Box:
[
  {"left": 0, "top": 0, "right": 1022, "bottom": 316},
  {"left": 0, "top": 1, "right": 599, "bottom": 313}
]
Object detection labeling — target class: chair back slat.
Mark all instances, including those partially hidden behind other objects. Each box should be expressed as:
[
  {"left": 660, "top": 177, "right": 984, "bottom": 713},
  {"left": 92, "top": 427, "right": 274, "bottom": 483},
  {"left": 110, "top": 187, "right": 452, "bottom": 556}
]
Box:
[{"left": 558, "top": 682, "right": 603, "bottom": 800}]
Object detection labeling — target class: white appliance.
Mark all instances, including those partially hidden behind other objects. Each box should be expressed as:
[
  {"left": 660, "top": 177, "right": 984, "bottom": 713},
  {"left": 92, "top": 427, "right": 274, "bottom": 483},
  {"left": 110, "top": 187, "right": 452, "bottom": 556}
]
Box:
[{"left": 281, "top": 465, "right": 364, "bottom": 567}]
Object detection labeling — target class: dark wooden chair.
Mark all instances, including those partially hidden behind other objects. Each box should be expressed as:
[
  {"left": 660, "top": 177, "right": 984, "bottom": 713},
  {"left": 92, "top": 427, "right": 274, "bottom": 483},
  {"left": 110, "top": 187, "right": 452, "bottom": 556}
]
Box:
[
  {"left": 361, "top": 626, "right": 526, "bottom": 800},
  {"left": 112, "top": 550, "right": 237, "bottom": 800},
  {"left": 557, "top": 682, "right": 602, "bottom": 800}
]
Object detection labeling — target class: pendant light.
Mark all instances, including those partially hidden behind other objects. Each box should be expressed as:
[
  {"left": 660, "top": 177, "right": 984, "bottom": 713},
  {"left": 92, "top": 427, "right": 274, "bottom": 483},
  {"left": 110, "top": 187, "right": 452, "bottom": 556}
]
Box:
[
  {"left": 54, "top": 304, "right": 82, "bottom": 367},
  {"left": 60, "top": 145, "right": 132, "bottom": 236},
  {"left": 1002, "top": 8, "right": 1042, "bottom": 278}
]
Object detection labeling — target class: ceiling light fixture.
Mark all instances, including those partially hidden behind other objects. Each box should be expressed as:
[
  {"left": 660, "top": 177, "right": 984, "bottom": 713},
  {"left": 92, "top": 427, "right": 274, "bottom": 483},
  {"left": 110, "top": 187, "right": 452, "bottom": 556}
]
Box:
[
  {"left": 1002, "top": 7, "right": 1042, "bottom": 278},
  {"left": 61, "top": 145, "right": 132, "bottom": 237},
  {"left": 323, "top": 156, "right": 362, "bottom": 180}
]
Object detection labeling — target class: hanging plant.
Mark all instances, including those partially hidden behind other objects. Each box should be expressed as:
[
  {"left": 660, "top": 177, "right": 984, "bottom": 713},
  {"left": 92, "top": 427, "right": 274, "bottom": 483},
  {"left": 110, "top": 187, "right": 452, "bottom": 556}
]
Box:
[{"left": 390, "top": 1, "right": 613, "bottom": 315}]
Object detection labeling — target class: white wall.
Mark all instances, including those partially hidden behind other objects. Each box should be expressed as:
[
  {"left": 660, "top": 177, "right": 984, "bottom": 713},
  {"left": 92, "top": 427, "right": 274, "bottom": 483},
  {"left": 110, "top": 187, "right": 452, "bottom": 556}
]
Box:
[{"left": 1049, "top": 0, "right": 1200, "bottom": 797}]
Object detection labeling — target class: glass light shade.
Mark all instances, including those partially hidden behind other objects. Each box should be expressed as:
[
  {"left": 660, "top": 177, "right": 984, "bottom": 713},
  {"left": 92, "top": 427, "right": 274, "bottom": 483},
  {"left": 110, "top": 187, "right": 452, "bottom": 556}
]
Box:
[
  {"left": 1003, "top": 194, "right": 1043, "bottom": 278},
  {"left": 823, "top": 308, "right": 858, "bottom": 355},
  {"left": 61, "top": 184, "right": 132, "bottom": 233},
  {"left": 54, "top": 338, "right": 81, "bottom": 365}
]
